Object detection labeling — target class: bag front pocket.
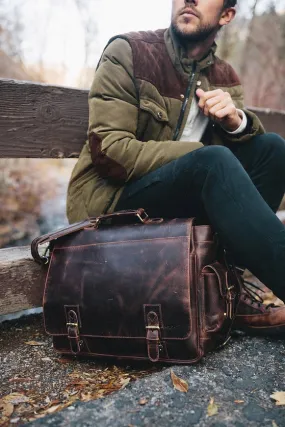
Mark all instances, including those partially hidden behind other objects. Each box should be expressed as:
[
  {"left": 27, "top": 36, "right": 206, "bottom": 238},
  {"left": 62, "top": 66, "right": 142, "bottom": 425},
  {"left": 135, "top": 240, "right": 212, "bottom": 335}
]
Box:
[{"left": 200, "top": 263, "right": 231, "bottom": 333}]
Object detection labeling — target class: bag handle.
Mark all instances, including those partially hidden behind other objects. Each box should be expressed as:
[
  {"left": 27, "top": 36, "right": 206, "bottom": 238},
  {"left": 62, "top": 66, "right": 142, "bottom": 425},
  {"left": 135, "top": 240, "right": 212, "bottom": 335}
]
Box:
[
  {"left": 31, "top": 209, "right": 153, "bottom": 265},
  {"left": 88, "top": 208, "right": 150, "bottom": 228}
]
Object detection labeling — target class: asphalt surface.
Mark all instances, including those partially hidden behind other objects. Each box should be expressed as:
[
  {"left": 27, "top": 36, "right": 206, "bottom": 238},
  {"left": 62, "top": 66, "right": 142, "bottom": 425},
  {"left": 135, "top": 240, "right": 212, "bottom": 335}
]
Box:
[{"left": 28, "top": 332, "right": 285, "bottom": 427}]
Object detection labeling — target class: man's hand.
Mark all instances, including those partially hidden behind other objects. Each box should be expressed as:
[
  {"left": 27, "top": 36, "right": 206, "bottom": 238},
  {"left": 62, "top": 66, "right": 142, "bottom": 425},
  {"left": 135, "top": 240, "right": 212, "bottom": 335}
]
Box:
[{"left": 196, "top": 88, "right": 242, "bottom": 132}]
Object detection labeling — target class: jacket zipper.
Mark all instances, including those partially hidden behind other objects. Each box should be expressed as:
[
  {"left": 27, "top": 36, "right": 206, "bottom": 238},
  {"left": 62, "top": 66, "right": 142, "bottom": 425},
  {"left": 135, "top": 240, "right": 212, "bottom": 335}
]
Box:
[{"left": 173, "top": 62, "right": 197, "bottom": 141}]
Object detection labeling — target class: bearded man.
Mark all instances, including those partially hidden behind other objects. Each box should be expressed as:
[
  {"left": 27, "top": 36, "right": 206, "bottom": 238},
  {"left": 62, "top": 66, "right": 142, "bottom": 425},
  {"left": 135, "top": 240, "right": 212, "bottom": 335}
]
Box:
[{"left": 66, "top": 0, "right": 285, "bottom": 335}]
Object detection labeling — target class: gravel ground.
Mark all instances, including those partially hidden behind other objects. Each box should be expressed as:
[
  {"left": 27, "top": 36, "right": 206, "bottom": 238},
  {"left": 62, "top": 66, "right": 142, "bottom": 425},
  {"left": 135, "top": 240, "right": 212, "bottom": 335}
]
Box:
[
  {"left": 1, "top": 310, "right": 285, "bottom": 426},
  {"left": 28, "top": 333, "right": 285, "bottom": 427},
  {"left": 0, "top": 314, "right": 158, "bottom": 425}
]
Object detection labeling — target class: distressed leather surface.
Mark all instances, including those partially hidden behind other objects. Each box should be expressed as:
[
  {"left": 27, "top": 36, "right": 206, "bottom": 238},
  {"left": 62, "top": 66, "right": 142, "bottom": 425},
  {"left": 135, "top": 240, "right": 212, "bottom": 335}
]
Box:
[{"left": 42, "top": 218, "right": 240, "bottom": 364}]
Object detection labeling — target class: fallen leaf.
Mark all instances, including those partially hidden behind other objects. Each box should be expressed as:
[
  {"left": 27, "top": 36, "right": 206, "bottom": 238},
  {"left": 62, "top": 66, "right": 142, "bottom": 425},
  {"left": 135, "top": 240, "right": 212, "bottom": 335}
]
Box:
[
  {"left": 272, "top": 421, "right": 278, "bottom": 427},
  {"left": 2, "top": 393, "right": 29, "bottom": 405},
  {"left": 139, "top": 398, "right": 148, "bottom": 406},
  {"left": 45, "top": 404, "right": 61, "bottom": 414},
  {"left": 234, "top": 400, "right": 245, "bottom": 404},
  {"left": 120, "top": 378, "right": 131, "bottom": 389},
  {"left": 80, "top": 392, "right": 93, "bottom": 402},
  {"left": 80, "top": 390, "right": 104, "bottom": 402},
  {"left": 207, "top": 397, "right": 218, "bottom": 417},
  {"left": 0, "top": 402, "right": 14, "bottom": 417},
  {"left": 170, "top": 370, "right": 189, "bottom": 393},
  {"left": 271, "top": 392, "right": 285, "bottom": 406},
  {"left": 41, "top": 357, "right": 52, "bottom": 362},
  {"left": 67, "top": 380, "right": 90, "bottom": 387},
  {"left": 25, "top": 341, "right": 45, "bottom": 346}
]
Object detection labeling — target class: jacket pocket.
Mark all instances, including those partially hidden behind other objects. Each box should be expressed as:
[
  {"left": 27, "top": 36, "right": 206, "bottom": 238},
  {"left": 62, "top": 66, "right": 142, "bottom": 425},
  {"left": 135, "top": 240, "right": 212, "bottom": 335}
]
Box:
[{"left": 138, "top": 98, "right": 170, "bottom": 142}]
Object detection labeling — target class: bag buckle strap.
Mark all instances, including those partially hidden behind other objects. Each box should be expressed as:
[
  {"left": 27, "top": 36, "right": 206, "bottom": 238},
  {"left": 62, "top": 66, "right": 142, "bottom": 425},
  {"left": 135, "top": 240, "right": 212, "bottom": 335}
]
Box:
[
  {"left": 66, "top": 309, "right": 82, "bottom": 354},
  {"left": 145, "top": 311, "right": 161, "bottom": 362}
]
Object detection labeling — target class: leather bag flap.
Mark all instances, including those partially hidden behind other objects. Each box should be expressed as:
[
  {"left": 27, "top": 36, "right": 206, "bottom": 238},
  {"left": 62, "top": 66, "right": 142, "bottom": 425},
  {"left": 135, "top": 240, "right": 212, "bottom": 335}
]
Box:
[{"left": 43, "top": 220, "right": 195, "bottom": 342}]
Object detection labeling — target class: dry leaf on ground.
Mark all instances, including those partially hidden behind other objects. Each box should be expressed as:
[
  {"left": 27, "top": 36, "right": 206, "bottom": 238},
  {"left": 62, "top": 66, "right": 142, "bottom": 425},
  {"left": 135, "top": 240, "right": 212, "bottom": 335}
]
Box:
[
  {"left": 139, "top": 398, "right": 148, "bottom": 406},
  {"left": 272, "top": 421, "right": 278, "bottom": 427},
  {"left": 271, "top": 392, "right": 285, "bottom": 406},
  {"left": 120, "top": 378, "right": 131, "bottom": 389},
  {"left": 1, "top": 393, "right": 29, "bottom": 405},
  {"left": 207, "top": 397, "right": 218, "bottom": 417},
  {"left": 234, "top": 400, "right": 245, "bottom": 404},
  {"left": 170, "top": 370, "right": 189, "bottom": 393},
  {"left": 45, "top": 404, "right": 62, "bottom": 414},
  {"left": 0, "top": 401, "right": 14, "bottom": 417},
  {"left": 25, "top": 341, "right": 46, "bottom": 346}
]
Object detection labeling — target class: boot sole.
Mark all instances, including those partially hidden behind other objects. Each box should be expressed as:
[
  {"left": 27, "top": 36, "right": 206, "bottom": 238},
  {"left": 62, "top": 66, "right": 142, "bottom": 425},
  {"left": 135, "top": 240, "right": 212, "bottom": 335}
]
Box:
[{"left": 233, "top": 323, "right": 285, "bottom": 337}]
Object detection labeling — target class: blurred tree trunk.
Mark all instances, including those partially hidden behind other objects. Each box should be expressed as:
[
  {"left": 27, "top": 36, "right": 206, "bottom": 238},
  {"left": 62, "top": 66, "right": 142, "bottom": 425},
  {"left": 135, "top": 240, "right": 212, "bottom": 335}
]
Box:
[
  {"left": 239, "top": 0, "right": 260, "bottom": 78},
  {"left": 74, "top": 0, "right": 98, "bottom": 88}
]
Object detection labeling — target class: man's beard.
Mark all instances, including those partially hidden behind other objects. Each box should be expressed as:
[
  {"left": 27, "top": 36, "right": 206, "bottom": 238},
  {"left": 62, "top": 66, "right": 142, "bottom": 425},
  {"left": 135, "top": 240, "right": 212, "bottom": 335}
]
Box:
[{"left": 171, "top": 20, "right": 219, "bottom": 43}]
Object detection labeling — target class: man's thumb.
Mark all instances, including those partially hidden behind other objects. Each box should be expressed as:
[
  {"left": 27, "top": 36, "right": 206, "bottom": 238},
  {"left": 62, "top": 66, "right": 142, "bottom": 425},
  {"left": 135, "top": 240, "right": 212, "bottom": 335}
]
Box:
[{"left": 196, "top": 88, "right": 205, "bottom": 98}]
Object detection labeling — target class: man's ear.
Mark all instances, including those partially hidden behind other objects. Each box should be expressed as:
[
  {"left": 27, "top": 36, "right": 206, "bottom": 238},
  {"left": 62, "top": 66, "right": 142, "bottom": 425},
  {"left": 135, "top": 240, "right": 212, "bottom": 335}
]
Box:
[{"left": 219, "top": 7, "right": 236, "bottom": 27}]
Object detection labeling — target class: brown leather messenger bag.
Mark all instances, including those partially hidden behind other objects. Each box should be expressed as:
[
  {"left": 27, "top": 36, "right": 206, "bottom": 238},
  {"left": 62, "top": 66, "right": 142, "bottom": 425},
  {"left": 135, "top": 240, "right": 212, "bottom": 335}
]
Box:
[{"left": 31, "top": 208, "right": 242, "bottom": 364}]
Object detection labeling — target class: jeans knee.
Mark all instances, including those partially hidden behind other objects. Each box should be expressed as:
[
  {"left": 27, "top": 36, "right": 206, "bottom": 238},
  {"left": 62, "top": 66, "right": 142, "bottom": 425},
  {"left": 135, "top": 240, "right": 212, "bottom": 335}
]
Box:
[
  {"left": 267, "top": 132, "right": 285, "bottom": 155},
  {"left": 254, "top": 132, "right": 285, "bottom": 160},
  {"left": 197, "top": 145, "right": 236, "bottom": 167}
]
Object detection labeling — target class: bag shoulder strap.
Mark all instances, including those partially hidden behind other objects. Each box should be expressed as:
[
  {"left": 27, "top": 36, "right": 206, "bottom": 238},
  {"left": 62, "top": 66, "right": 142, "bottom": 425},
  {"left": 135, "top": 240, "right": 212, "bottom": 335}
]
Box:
[
  {"left": 31, "top": 217, "right": 93, "bottom": 265},
  {"left": 31, "top": 209, "right": 150, "bottom": 265}
]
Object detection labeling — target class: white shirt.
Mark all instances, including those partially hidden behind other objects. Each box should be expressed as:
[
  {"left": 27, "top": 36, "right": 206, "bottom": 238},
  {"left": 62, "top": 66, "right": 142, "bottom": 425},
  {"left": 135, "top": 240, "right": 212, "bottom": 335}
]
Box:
[{"left": 179, "top": 97, "right": 247, "bottom": 142}]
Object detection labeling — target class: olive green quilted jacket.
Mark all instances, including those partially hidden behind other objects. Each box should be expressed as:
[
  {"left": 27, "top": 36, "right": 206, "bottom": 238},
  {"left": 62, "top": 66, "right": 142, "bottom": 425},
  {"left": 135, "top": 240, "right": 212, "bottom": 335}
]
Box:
[{"left": 66, "top": 28, "right": 264, "bottom": 224}]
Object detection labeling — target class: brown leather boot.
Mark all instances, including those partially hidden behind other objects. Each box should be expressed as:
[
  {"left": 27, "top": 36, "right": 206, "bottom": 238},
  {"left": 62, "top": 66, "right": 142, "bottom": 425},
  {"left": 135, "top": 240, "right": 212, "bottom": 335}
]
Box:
[{"left": 233, "top": 278, "right": 285, "bottom": 336}]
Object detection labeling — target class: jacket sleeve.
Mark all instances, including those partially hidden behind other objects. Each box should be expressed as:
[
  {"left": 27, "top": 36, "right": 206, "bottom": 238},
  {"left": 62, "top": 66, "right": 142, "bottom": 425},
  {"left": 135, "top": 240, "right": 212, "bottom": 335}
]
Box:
[{"left": 88, "top": 38, "right": 204, "bottom": 183}]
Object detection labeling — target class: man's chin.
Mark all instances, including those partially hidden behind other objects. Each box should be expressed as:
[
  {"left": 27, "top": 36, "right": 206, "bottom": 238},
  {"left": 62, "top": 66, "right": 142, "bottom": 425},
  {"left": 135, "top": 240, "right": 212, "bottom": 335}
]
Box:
[
  {"left": 171, "top": 21, "right": 219, "bottom": 43},
  {"left": 174, "top": 23, "right": 197, "bottom": 37}
]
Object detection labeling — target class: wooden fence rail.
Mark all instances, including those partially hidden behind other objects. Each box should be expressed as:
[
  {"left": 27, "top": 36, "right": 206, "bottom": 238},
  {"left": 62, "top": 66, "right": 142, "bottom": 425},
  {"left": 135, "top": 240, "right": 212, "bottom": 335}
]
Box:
[
  {"left": 0, "top": 78, "right": 285, "bottom": 316},
  {"left": 1, "top": 78, "right": 285, "bottom": 159}
]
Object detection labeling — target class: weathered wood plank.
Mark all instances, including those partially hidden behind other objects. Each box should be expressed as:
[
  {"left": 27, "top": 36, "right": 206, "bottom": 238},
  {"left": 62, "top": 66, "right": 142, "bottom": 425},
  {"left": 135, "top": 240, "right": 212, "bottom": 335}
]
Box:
[
  {"left": 0, "top": 79, "right": 88, "bottom": 158},
  {"left": 0, "top": 246, "right": 46, "bottom": 315},
  {"left": 0, "top": 78, "right": 285, "bottom": 158},
  {"left": 249, "top": 107, "right": 285, "bottom": 140}
]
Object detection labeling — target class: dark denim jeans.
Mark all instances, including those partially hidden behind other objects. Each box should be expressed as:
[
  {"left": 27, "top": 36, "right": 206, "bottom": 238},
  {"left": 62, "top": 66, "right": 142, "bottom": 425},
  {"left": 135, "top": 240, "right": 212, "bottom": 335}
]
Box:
[{"left": 115, "top": 133, "right": 285, "bottom": 300}]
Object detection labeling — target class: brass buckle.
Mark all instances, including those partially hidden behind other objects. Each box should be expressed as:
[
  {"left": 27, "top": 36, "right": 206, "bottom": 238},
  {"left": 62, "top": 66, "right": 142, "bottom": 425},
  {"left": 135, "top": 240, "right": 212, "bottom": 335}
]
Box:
[
  {"left": 137, "top": 211, "right": 149, "bottom": 224},
  {"left": 88, "top": 218, "right": 100, "bottom": 229}
]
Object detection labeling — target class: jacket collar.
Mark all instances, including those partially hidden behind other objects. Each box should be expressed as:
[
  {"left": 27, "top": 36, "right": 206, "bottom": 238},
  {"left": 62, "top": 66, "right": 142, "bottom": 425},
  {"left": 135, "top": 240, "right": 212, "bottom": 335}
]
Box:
[{"left": 164, "top": 27, "right": 216, "bottom": 77}]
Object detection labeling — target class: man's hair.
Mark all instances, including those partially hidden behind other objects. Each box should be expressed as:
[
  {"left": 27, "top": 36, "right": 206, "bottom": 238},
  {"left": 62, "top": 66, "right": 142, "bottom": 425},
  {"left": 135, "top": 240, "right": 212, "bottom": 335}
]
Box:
[{"left": 224, "top": 0, "right": 237, "bottom": 8}]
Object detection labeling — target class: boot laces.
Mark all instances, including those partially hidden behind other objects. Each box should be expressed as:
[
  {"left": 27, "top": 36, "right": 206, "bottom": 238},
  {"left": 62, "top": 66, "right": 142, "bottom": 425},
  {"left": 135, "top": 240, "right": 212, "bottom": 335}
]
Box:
[{"left": 242, "top": 279, "right": 276, "bottom": 310}]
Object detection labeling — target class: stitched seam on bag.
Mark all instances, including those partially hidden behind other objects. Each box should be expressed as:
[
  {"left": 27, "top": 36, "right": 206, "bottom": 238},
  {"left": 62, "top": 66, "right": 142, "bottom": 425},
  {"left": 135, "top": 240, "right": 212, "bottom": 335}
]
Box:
[
  {"left": 200, "top": 269, "right": 225, "bottom": 333},
  {"left": 186, "top": 233, "right": 191, "bottom": 339},
  {"left": 52, "top": 348, "right": 202, "bottom": 364},
  {"left": 53, "top": 236, "right": 189, "bottom": 251},
  {"left": 43, "top": 250, "right": 56, "bottom": 335},
  {"left": 46, "top": 333, "right": 198, "bottom": 341},
  {"left": 193, "top": 253, "right": 203, "bottom": 358}
]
